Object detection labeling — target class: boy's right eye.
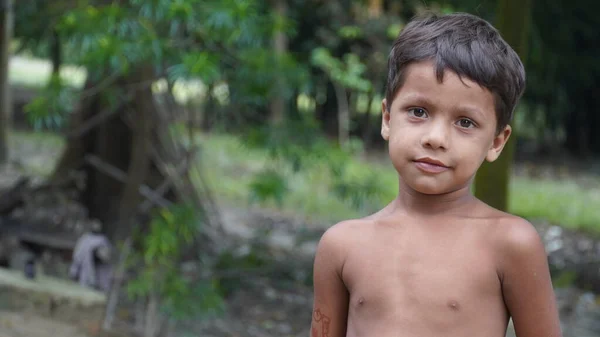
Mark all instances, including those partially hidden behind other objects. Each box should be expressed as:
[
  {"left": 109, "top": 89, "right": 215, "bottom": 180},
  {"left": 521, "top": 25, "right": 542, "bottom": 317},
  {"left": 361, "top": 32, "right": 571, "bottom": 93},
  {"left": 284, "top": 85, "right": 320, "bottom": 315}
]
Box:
[{"left": 408, "top": 107, "right": 428, "bottom": 118}]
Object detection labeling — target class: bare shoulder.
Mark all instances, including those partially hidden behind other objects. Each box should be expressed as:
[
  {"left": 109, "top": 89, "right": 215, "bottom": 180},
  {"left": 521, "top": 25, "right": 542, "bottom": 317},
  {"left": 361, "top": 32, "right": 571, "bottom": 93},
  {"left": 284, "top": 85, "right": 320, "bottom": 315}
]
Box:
[
  {"left": 483, "top": 210, "right": 547, "bottom": 280},
  {"left": 472, "top": 200, "right": 542, "bottom": 252},
  {"left": 492, "top": 213, "right": 544, "bottom": 257},
  {"left": 316, "top": 219, "right": 369, "bottom": 253}
]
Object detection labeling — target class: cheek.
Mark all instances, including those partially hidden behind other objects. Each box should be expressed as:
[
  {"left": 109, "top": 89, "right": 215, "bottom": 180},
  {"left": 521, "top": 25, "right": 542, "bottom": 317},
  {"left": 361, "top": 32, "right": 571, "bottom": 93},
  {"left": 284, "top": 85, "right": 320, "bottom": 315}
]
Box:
[
  {"left": 388, "top": 128, "right": 414, "bottom": 157},
  {"left": 388, "top": 119, "right": 415, "bottom": 144},
  {"left": 456, "top": 136, "right": 492, "bottom": 168}
]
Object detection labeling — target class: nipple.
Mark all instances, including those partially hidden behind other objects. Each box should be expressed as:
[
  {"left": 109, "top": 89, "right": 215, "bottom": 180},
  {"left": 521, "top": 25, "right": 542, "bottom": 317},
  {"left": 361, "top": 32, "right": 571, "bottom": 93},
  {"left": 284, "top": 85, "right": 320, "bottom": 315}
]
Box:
[{"left": 357, "top": 297, "right": 365, "bottom": 306}]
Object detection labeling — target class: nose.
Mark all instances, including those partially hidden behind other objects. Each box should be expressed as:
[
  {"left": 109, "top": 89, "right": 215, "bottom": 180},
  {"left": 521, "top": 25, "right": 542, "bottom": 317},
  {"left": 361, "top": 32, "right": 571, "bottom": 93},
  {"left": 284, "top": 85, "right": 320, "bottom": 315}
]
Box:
[{"left": 421, "top": 120, "right": 449, "bottom": 150}]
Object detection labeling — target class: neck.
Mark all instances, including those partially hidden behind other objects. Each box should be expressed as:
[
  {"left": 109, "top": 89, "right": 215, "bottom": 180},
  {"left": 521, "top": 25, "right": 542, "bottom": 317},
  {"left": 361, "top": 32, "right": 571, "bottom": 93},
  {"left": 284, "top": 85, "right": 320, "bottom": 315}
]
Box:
[{"left": 385, "top": 178, "right": 477, "bottom": 216}]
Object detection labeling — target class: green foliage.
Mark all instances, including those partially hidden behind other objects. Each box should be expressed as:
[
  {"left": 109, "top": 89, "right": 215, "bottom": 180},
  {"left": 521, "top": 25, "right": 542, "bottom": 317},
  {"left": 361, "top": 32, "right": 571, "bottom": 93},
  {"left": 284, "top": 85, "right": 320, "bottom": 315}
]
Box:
[
  {"left": 241, "top": 118, "right": 386, "bottom": 213},
  {"left": 331, "top": 168, "right": 386, "bottom": 210},
  {"left": 386, "top": 23, "right": 404, "bottom": 39},
  {"left": 16, "top": 0, "right": 306, "bottom": 128},
  {"left": 248, "top": 169, "right": 289, "bottom": 206},
  {"left": 552, "top": 270, "right": 577, "bottom": 288},
  {"left": 338, "top": 25, "right": 363, "bottom": 39},
  {"left": 24, "top": 75, "right": 77, "bottom": 130},
  {"left": 213, "top": 245, "right": 268, "bottom": 297},
  {"left": 311, "top": 47, "right": 372, "bottom": 92},
  {"left": 127, "top": 203, "right": 224, "bottom": 320}
]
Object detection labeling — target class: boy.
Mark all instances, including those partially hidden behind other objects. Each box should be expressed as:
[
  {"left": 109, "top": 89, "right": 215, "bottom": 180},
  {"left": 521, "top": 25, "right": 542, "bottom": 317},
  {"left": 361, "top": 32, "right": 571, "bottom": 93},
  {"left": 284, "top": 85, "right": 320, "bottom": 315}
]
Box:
[{"left": 310, "top": 12, "right": 562, "bottom": 337}]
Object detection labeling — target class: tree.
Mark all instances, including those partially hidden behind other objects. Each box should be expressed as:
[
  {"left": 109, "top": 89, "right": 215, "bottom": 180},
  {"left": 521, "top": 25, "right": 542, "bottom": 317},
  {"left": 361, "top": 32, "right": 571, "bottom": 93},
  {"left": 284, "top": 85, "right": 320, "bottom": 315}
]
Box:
[
  {"left": 0, "top": 0, "right": 13, "bottom": 164},
  {"left": 269, "top": 0, "right": 288, "bottom": 124},
  {"left": 474, "top": 0, "right": 533, "bottom": 211},
  {"left": 16, "top": 0, "right": 298, "bottom": 243}
]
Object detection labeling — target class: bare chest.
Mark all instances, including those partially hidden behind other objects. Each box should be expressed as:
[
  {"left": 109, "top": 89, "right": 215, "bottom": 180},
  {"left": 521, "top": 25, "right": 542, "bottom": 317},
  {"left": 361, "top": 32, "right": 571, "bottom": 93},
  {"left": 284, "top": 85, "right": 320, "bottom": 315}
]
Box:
[{"left": 342, "top": 227, "right": 504, "bottom": 326}]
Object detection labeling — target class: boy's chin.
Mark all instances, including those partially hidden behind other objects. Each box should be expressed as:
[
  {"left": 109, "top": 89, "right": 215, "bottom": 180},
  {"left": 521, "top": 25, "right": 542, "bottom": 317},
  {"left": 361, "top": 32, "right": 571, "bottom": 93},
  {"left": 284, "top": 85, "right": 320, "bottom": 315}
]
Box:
[
  {"left": 410, "top": 185, "right": 451, "bottom": 195},
  {"left": 404, "top": 179, "right": 461, "bottom": 196}
]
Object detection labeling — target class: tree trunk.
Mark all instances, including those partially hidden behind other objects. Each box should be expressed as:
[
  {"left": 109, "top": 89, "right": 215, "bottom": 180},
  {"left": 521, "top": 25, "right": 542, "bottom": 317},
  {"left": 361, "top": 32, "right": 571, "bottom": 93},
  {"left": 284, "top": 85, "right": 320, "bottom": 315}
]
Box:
[
  {"left": 201, "top": 84, "right": 215, "bottom": 131},
  {"left": 269, "top": 0, "right": 287, "bottom": 125},
  {"left": 0, "top": 0, "right": 13, "bottom": 164},
  {"left": 361, "top": 94, "right": 375, "bottom": 147},
  {"left": 473, "top": 0, "right": 533, "bottom": 211},
  {"left": 315, "top": 80, "right": 338, "bottom": 139},
  {"left": 50, "top": 27, "right": 61, "bottom": 76},
  {"left": 52, "top": 69, "right": 167, "bottom": 242},
  {"left": 333, "top": 82, "right": 349, "bottom": 147}
]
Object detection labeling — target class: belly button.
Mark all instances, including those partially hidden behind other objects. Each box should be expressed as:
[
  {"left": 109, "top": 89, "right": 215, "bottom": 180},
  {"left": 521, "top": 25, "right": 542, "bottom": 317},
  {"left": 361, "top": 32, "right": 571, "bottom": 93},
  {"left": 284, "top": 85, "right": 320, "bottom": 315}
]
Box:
[{"left": 447, "top": 300, "right": 460, "bottom": 311}]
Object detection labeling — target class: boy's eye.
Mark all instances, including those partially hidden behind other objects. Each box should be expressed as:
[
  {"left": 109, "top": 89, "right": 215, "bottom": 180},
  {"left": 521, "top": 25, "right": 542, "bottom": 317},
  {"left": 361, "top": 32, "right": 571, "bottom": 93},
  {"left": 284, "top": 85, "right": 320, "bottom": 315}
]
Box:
[
  {"left": 408, "top": 108, "right": 428, "bottom": 118},
  {"left": 457, "top": 118, "right": 476, "bottom": 128}
]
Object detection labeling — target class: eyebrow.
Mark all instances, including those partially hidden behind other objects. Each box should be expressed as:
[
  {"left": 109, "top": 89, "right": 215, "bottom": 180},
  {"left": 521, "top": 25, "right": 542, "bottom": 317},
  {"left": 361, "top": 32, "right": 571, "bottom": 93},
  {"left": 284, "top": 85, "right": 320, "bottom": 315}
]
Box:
[{"left": 397, "top": 93, "right": 436, "bottom": 109}]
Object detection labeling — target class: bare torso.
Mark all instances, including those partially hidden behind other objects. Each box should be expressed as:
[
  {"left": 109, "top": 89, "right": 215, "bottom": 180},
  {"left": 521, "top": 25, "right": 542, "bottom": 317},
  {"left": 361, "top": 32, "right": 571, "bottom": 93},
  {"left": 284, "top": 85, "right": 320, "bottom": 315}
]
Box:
[{"left": 340, "top": 204, "right": 510, "bottom": 337}]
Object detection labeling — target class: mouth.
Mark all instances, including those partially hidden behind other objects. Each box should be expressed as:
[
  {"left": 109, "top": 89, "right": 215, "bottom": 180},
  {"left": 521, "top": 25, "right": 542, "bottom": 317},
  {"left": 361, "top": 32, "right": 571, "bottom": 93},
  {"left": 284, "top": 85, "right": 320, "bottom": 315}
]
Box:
[{"left": 413, "top": 157, "right": 450, "bottom": 173}]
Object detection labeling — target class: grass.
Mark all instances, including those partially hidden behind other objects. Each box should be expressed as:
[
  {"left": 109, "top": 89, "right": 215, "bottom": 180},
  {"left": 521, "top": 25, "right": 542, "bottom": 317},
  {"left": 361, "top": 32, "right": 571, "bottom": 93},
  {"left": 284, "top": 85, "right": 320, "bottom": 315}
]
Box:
[
  {"left": 8, "top": 130, "right": 65, "bottom": 176},
  {"left": 510, "top": 178, "right": 600, "bottom": 233},
  {"left": 200, "top": 132, "right": 600, "bottom": 233},
  {"left": 198, "top": 132, "right": 392, "bottom": 223},
  {"left": 8, "top": 54, "right": 600, "bottom": 234}
]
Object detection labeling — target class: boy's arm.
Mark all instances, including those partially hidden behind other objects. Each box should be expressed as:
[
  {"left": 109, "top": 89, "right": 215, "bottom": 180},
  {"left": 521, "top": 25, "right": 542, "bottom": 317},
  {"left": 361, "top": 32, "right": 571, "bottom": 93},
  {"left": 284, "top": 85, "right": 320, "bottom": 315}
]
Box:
[
  {"left": 500, "top": 218, "right": 563, "bottom": 337},
  {"left": 311, "top": 225, "right": 350, "bottom": 337}
]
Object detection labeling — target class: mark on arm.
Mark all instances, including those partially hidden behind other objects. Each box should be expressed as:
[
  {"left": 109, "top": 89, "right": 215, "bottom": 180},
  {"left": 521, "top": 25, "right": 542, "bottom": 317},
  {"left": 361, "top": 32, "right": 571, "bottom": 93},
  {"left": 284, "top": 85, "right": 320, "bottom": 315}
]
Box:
[{"left": 311, "top": 309, "right": 331, "bottom": 337}]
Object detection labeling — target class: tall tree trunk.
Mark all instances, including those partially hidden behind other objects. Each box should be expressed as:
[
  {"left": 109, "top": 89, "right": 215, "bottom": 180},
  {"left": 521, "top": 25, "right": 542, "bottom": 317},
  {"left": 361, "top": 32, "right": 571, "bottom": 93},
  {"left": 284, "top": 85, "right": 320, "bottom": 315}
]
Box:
[
  {"left": 52, "top": 68, "right": 166, "bottom": 242},
  {"left": 201, "top": 84, "right": 215, "bottom": 131},
  {"left": 474, "top": 0, "right": 533, "bottom": 211},
  {"left": 361, "top": 94, "right": 375, "bottom": 147},
  {"left": 315, "top": 80, "right": 338, "bottom": 139},
  {"left": 114, "top": 67, "right": 155, "bottom": 240},
  {"left": 0, "top": 0, "right": 13, "bottom": 164},
  {"left": 269, "top": 0, "right": 287, "bottom": 125},
  {"left": 50, "top": 28, "right": 61, "bottom": 76},
  {"left": 333, "top": 82, "right": 349, "bottom": 147}
]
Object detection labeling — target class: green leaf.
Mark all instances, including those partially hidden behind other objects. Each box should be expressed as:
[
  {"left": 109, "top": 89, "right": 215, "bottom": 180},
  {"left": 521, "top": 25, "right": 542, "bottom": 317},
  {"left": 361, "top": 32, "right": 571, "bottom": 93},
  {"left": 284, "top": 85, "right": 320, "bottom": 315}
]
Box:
[
  {"left": 248, "top": 169, "right": 288, "bottom": 207},
  {"left": 338, "top": 25, "right": 363, "bottom": 39}
]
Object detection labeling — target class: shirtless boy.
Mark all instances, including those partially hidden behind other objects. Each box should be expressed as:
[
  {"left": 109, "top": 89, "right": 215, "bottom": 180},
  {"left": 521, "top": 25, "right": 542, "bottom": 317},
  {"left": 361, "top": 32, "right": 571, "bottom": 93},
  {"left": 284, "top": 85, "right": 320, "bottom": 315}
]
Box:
[{"left": 310, "top": 12, "right": 562, "bottom": 337}]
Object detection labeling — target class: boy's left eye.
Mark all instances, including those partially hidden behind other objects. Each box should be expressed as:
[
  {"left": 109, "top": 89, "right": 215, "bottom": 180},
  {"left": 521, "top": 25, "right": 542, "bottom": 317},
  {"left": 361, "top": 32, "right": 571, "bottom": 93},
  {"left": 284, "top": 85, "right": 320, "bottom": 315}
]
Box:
[{"left": 456, "top": 118, "right": 476, "bottom": 128}]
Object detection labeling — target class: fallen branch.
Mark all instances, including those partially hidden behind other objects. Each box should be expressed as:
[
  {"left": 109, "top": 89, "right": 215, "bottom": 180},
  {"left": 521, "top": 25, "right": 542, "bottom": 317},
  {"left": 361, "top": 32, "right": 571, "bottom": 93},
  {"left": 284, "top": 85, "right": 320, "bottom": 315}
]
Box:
[{"left": 84, "top": 155, "right": 171, "bottom": 209}]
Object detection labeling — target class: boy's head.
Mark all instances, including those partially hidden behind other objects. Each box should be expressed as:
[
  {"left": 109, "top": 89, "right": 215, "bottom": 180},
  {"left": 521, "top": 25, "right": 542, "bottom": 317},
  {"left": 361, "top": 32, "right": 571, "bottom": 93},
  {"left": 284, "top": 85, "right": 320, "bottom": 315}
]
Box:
[
  {"left": 385, "top": 12, "right": 526, "bottom": 133},
  {"left": 380, "top": 13, "right": 526, "bottom": 195}
]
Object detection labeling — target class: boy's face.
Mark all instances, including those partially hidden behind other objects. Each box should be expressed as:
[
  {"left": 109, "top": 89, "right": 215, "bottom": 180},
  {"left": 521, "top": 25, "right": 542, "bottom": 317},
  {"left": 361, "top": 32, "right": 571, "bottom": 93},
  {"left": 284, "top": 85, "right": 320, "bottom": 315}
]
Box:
[{"left": 381, "top": 61, "right": 511, "bottom": 195}]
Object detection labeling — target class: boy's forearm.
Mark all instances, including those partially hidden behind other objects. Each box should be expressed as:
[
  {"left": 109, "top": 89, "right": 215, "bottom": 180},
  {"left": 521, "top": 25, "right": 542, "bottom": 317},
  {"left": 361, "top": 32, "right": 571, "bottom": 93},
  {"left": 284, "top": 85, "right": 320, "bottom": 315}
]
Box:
[
  {"left": 311, "top": 307, "right": 348, "bottom": 337},
  {"left": 310, "top": 308, "right": 332, "bottom": 337}
]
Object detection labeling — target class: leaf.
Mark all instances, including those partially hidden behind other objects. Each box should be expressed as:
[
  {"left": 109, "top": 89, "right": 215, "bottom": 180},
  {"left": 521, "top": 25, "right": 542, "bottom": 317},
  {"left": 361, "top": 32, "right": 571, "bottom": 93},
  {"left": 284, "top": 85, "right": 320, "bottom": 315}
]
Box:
[{"left": 248, "top": 169, "right": 288, "bottom": 206}]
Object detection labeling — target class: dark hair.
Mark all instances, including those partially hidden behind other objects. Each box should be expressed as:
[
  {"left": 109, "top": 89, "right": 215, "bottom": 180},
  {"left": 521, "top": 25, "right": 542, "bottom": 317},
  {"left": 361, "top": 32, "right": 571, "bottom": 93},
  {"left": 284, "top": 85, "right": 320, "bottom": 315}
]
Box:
[{"left": 385, "top": 12, "right": 526, "bottom": 132}]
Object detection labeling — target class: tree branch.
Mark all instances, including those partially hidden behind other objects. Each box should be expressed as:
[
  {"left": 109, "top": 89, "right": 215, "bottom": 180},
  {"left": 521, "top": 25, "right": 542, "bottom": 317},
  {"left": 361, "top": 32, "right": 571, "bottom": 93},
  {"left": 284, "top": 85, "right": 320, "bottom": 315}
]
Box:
[{"left": 84, "top": 155, "right": 171, "bottom": 209}]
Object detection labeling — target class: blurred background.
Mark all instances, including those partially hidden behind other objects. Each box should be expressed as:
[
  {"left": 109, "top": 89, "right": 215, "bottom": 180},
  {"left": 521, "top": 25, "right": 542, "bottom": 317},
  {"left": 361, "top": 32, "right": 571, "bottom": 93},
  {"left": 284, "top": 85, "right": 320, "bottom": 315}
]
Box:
[{"left": 0, "top": 0, "right": 598, "bottom": 336}]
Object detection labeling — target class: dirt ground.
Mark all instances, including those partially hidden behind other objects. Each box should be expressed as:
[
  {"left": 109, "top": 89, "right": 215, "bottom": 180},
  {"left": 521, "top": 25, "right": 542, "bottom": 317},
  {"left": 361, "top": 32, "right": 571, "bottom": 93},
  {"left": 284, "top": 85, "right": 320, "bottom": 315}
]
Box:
[{"left": 0, "top": 312, "right": 89, "bottom": 337}]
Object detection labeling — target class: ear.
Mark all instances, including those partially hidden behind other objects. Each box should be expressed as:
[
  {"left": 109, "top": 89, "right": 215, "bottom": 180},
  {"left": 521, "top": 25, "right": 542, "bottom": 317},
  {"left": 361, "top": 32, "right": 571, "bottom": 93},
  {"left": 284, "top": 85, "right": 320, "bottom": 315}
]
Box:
[
  {"left": 486, "top": 125, "right": 512, "bottom": 162},
  {"left": 381, "top": 99, "right": 391, "bottom": 141}
]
